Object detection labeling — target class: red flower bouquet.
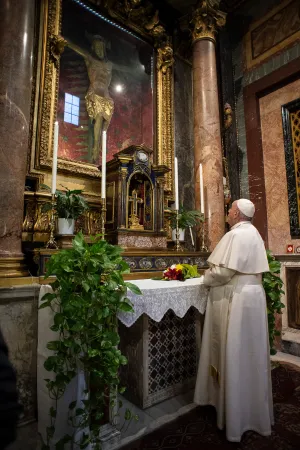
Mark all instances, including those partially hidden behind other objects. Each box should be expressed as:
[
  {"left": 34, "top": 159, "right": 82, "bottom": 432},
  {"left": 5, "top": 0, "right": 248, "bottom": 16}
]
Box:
[
  {"left": 162, "top": 264, "right": 200, "bottom": 281},
  {"left": 163, "top": 266, "right": 185, "bottom": 281}
]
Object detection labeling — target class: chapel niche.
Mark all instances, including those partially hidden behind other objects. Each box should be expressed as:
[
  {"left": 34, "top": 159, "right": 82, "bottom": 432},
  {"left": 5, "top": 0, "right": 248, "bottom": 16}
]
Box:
[{"left": 102, "top": 144, "right": 170, "bottom": 249}]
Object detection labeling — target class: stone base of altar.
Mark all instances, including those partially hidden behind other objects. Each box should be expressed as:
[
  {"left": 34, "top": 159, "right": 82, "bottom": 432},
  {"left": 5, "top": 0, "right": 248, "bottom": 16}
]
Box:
[
  {"left": 34, "top": 248, "right": 209, "bottom": 277},
  {"left": 107, "top": 230, "right": 168, "bottom": 250},
  {"left": 119, "top": 309, "right": 202, "bottom": 409}
]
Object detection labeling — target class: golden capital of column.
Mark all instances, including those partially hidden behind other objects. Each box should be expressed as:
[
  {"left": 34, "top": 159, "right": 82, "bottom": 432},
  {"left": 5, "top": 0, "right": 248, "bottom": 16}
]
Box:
[{"left": 190, "top": 0, "right": 226, "bottom": 44}]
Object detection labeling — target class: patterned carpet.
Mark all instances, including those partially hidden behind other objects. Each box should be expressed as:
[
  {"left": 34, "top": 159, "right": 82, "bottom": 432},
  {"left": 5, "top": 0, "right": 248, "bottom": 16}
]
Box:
[{"left": 121, "top": 364, "right": 300, "bottom": 450}]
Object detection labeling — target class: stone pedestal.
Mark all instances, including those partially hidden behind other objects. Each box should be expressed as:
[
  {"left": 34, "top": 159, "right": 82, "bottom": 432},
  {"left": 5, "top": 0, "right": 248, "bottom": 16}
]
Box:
[
  {"left": 0, "top": 283, "right": 40, "bottom": 424},
  {"left": 191, "top": 1, "right": 226, "bottom": 250},
  {"left": 0, "top": 0, "right": 35, "bottom": 276}
]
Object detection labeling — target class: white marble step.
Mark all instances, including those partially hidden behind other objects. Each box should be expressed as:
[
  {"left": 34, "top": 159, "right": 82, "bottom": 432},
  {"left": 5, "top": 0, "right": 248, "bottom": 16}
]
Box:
[{"left": 271, "top": 351, "right": 300, "bottom": 368}]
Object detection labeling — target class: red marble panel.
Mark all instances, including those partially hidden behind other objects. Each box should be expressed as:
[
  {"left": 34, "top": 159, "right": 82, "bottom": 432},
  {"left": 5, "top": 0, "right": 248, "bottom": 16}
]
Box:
[
  {"left": 260, "top": 78, "right": 300, "bottom": 254},
  {"left": 244, "top": 56, "right": 300, "bottom": 245}
]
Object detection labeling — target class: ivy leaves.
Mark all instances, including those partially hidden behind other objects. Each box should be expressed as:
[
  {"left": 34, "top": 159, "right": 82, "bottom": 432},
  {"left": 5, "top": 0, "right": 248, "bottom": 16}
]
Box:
[
  {"left": 40, "top": 232, "right": 140, "bottom": 448},
  {"left": 263, "top": 250, "right": 285, "bottom": 355}
]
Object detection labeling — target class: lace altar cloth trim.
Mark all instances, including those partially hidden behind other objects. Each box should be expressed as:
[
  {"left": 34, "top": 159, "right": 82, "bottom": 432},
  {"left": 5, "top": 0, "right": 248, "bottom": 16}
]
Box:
[{"left": 119, "top": 277, "right": 208, "bottom": 327}]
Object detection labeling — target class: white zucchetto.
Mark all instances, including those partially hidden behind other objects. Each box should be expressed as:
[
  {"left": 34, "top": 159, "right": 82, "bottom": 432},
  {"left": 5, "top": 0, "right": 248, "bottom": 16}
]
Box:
[{"left": 237, "top": 198, "right": 255, "bottom": 218}]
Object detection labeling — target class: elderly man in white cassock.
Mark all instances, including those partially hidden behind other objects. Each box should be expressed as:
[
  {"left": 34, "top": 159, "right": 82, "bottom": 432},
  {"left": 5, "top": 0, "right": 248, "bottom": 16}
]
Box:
[{"left": 194, "top": 199, "right": 273, "bottom": 442}]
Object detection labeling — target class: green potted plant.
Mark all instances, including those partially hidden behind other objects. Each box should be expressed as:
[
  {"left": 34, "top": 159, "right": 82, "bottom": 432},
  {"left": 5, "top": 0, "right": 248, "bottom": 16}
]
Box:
[
  {"left": 42, "top": 185, "right": 89, "bottom": 235},
  {"left": 262, "top": 250, "right": 285, "bottom": 355},
  {"left": 40, "top": 232, "right": 141, "bottom": 449},
  {"left": 169, "top": 206, "right": 204, "bottom": 242}
]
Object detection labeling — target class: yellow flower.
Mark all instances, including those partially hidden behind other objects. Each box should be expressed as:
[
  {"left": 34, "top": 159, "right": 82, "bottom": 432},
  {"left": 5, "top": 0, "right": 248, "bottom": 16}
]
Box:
[{"left": 176, "top": 264, "right": 183, "bottom": 270}]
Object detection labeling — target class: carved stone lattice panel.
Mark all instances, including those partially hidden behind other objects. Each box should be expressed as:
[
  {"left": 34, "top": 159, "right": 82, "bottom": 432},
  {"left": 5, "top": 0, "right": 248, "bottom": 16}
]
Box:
[
  {"left": 118, "top": 308, "right": 202, "bottom": 409},
  {"left": 148, "top": 309, "right": 198, "bottom": 395}
]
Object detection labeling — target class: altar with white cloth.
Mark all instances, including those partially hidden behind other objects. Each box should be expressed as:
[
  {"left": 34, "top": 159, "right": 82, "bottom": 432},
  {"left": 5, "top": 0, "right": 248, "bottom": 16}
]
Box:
[
  {"left": 118, "top": 277, "right": 208, "bottom": 409},
  {"left": 37, "top": 277, "right": 208, "bottom": 446}
]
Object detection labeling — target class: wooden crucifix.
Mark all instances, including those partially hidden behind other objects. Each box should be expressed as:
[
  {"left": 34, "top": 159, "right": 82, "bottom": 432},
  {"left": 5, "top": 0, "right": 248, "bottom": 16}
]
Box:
[{"left": 128, "top": 189, "right": 144, "bottom": 230}]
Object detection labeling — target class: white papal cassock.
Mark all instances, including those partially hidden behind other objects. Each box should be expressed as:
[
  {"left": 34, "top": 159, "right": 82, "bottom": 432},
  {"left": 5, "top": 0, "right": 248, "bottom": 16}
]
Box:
[{"left": 194, "top": 221, "right": 274, "bottom": 442}]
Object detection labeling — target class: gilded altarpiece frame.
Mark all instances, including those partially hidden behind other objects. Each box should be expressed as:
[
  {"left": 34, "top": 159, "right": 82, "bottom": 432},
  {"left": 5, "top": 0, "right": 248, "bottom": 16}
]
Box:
[{"left": 30, "top": 0, "right": 174, "bottom": 195}]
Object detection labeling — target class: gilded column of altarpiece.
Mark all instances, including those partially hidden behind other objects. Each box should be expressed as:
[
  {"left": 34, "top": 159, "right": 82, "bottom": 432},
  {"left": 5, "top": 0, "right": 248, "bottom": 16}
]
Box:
[{"left": 24, "top": 0, "right": 175, "bottom": 244}]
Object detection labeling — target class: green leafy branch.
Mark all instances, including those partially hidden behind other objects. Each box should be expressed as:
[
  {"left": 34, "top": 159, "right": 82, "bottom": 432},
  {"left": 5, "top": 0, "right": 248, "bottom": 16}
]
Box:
[
  {"left": 41, "top": 185, "right": 89, "bottom": 220},
  {"left": 40, "top": 232, "right": 141, "bottom": 449},
  {"left": 169, "top": 206, "right": 204, "bottom": 230},
  {"left": 262, "top": 250, "right": 285, "bottom": 355}
]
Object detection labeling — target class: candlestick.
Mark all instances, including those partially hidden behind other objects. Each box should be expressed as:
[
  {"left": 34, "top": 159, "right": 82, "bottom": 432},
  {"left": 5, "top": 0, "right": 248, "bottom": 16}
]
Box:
[
  {"left": 101, "top": 131, "right": 107, "bottom": 199},
  {"left": 199, "top": 163, "right": 204, "bottom": 214},
  {"left": 174, "top": 156, "right": 179, "bottom": 210},
  {"left": 200, "top": 220, "right": 208, "bottom": 252},
  {"left": 52, "top": 121, "right": 59, "bottom": 194},
  {"left": 174, "top": 209, "right": 184, "bottom": 252},
  {"left": 46, "top": 193, "right": 58, "bottom": 249},
  {"left": 101, "top": 198, "right": 106, "bottom": 241}
]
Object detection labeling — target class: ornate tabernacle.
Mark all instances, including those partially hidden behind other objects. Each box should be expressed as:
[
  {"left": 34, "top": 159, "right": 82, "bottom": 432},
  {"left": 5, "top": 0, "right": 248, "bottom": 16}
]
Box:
[{"left": 103, "top": 144, "right": 170, "bottom": 249}]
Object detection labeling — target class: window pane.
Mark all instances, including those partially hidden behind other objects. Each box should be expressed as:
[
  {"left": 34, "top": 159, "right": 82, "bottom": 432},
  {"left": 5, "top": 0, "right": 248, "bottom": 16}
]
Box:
[
  {"left": 64, "top": 112, "right": 72, "bottom": 123},
  {"left": 71, "top": 104, "right": 79, "bottom": 116},
  {"left": 65, "top": 93, "right": 72, "bottom": 104},
  {"left": 65, "top": 102, "right": 72, "bottom": 113},
  {"left": 71, "top": 114, "right": 79, "bottom": 126},
  {"left": 72, "top": 95, "right": 80, "bottom": 106}
]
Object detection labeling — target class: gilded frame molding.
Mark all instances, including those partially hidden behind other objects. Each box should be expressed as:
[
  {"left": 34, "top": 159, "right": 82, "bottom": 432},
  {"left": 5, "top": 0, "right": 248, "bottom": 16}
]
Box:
[{"left": 33, "top": 0, "right": 175, "bottom": 196}]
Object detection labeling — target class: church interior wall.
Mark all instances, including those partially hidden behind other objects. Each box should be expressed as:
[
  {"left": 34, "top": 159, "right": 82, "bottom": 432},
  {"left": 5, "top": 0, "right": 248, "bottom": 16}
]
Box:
[
  {"left": 230, "top": 0, "right": 300, "bottom": 197},
  {"left": 260, "top": 78, "right": 300, "bottom": 255},
  {"left": 4, "top": 0, "right": 300, "bottom": 436},
  {"left": 173, "top": 57, "right": 195, "bottom": 250}
]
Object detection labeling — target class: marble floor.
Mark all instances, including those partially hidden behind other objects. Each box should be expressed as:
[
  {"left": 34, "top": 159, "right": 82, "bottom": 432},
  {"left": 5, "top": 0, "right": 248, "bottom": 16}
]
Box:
[{"left": 8, "top": 351, "right": 300, "bottom": 450}]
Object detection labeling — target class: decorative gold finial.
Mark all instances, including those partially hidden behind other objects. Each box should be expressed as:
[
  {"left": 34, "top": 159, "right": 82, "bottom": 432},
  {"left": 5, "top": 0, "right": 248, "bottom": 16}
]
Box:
[{"left": 190, "top": 0, "right": 226, "bottom": 44}]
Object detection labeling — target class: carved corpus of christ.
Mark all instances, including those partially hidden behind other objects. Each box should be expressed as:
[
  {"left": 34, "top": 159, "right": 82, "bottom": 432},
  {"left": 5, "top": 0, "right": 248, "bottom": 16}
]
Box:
[{"left": 67, "top": 36, "right": 114, "bottom": 164}]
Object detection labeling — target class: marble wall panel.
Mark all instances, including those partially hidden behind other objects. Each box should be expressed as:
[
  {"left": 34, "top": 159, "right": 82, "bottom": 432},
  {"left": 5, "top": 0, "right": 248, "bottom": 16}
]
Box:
[
  {"left": 259, "top": 78, "right": 300, "bottom": 254},
  {"left": 0, "top": 285, "right": 40, "bottom": 424}
]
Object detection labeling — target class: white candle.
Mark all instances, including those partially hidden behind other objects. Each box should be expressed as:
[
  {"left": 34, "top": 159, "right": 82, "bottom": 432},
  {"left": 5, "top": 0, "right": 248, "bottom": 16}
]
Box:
[
  {"left": 189, "top": 226, "right": 194, "bottom": 247},
  {"left": 174, "top": 156, "right": 179, "bottom": 210},
  {"left": 51, "top": 121, "right": 59, "bottom": 194},
  {"left": 101, "top": 131, "right": 107, "bottom": 199},
  {"left": 199, "top": 163, "right": 204, "bottom": 214}
]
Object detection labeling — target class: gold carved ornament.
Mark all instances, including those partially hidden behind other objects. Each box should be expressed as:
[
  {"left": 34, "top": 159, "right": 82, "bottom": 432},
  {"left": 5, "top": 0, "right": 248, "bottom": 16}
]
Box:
[
  {"left": 32, "top": 0, "right": 102, "bottom": 180},
  {"left": 190, "top": 0, "right": 227, "bottom": 44},
  {"left": 105, "top": 0, "right": 175, "bottom": 196},
  {"left": 31, "top": 0, "right": 174, "bottom": 203},
  {"left": 157, "top": 46, "right": 174, "bottom": 75},
  {"left": 49, "top": 34, "right": 67, "bottom": 68}
]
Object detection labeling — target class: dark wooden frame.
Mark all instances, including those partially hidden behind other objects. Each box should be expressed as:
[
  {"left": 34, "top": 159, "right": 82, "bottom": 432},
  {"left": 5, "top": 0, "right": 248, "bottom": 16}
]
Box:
[
  {"left": 286, "top": 267, "right": 300, "bottom": 329},
  {"left": 243, "top": 56, "right": 300, "bottom": 245},
  {"left": 282, "top": 97, "right": 300, "bottom": 238}
]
